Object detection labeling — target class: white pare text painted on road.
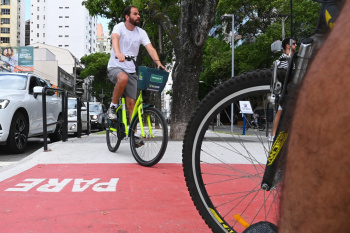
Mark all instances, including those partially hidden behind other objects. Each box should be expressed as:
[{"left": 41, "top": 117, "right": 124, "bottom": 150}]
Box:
[{"left": 4, "top": 178, "right": 119, "bottom": 192}]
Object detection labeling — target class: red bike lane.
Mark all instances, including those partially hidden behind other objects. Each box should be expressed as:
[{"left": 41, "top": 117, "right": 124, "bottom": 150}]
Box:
[{"left": 0, "top": 163, "right": 211, "bottom": 232}]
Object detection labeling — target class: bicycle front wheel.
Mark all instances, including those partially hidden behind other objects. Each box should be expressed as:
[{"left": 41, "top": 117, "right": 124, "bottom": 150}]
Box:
[
  {"left": 182, "top": 69, "right": 280, "bottom": 233},
  {"left": 130, "top": 107, "right": 168, "bottom": 167}
]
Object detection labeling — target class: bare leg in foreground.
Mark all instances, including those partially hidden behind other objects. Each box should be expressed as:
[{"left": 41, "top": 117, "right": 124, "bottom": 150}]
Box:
[{"left": 279, "top": 1, "right": 350, "bottom": 232}]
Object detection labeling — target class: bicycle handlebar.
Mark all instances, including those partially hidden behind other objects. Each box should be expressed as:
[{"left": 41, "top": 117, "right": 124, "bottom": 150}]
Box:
[{"left": 115, "top": 55, "right": 165, "bottom": 70}]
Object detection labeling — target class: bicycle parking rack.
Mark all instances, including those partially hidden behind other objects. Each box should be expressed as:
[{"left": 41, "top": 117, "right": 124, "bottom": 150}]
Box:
[{"left": 41, "top": 86, "right": 68, "bottom": 151}]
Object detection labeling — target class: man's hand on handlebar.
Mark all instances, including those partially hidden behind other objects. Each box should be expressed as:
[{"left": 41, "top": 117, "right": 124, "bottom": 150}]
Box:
[
  {"left": 158, "top": 65, "right": 167, "bottom": 71},
  {"left": 115, "top": 52, "right": 125, "bottom": 62}
]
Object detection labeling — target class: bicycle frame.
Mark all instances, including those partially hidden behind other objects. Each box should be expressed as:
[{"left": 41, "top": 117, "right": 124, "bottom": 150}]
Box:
[{"left": 110, "top": 90, "right": 154, "bottom": 139}]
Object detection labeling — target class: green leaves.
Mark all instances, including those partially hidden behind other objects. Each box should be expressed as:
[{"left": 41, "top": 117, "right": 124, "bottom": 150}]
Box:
[{"left": 80, "top": 53, "right": 114, "bottom": 105}]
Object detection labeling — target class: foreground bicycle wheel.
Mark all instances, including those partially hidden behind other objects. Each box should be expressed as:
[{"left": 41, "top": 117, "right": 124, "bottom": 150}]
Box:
[
  {"left": 182, "top": 69, "right": 280, "bottom": 233},
  {"left": 106, "top": 109, "right": 123, "bottom": 152},
  {"left": 130, "top": 107, "right": 168, "bottom": 167}
]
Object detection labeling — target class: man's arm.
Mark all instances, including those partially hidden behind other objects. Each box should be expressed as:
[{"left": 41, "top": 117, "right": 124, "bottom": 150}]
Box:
[
  {"left": 145, "top": 43, "right": 166, "bottom": 70},
  {"left": 279, "top": 1, "right": 350, "bottom": 232},
  {"left": 111, "top": 33, "right": 125, "bottom": 62}
]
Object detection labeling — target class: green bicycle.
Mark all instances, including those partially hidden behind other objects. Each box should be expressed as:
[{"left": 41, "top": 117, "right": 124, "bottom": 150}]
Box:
[{"left": 106, "top": 56, "right": 169, "bottom": 167}]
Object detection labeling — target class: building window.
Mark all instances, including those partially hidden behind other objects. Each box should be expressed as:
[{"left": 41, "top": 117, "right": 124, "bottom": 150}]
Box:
[
  {"left": 1, "top": 0, "right": 10, "bottom": 5},
  {"left": 1, "top": 18, "right": 10, "bottom": 24},
  {"left": 37, "top": 7, "right": 39, "bottom": 11},
  {"left": 37, "top": 33, "right": 39, "bottom": 37},
  {"left": 37, "top": 24, "right": 39, "bottom": 28},
  {"left": 65, "top": 35, "right": 69, "bottom": 37},
  {"left": 59, "top": 16, "right": 63, "bottom": 18},
  {"left": 1, "top": 28, "right": 10, "bottom": 34},
  {"left": 65, "top": 16, "right": 69, "bottom": 18},
  {"left": 37, "top": 15, "right": 39, "bottom": 20},
  {"left": 1, "top": 9, "right": 10, "bottom": 15},
  {"left": 0, "top": 37, "right": 10, "bottom": 43}
]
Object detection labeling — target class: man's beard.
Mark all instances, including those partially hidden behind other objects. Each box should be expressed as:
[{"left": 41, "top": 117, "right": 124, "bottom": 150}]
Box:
[{"left": 130, "top": 18, "right": 140, "bottom": 26}]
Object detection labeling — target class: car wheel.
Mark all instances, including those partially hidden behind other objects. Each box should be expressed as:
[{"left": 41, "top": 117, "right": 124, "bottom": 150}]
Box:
[
  {"left": 7, "top": 111, "right": 29, "bottom": 154},
  {"left": 49, "top": 114, "right": 63, "bottom": 142}
]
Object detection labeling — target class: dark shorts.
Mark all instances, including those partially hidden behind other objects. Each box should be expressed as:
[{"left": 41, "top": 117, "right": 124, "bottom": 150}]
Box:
[{"left": 107, "top": 67, "right": 138, "bottom": 100}]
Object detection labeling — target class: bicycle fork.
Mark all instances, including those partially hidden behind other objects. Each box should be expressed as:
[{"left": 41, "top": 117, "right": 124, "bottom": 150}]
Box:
[{"left": 262, "top": 35, "right": 324, "bottom": 191}]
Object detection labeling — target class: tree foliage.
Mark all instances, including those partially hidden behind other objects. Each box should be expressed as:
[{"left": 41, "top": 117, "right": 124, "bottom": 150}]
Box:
[
  {"left": 80, "top": 53, "right": 113, "bottom": 106},
  {"left": 198, "top": 0, "right": 321, "bottom": 99}
]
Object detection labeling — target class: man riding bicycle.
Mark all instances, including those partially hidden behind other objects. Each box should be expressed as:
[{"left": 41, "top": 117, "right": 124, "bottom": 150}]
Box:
[{"left": 107, "top": 6, "right": 166, "bottom": 123}]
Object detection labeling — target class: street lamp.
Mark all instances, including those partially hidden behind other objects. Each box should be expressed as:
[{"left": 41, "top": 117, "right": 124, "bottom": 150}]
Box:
[{"left": 222, "top": 14, "right": 235, "bottom": 133}]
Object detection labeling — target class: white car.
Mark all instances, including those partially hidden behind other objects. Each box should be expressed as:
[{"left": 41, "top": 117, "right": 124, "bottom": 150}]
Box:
[
  {"left": 0, "top": 73, "right": 62, "bottom": 153},
  {"left": 67, "top": 98, "right": 90, "bottom": 136}
]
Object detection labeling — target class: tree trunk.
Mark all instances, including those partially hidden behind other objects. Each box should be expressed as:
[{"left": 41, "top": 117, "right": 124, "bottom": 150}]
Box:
[
  {"left": 148, "top": 0, "right": 219, "bottom": 140},
  {"left": 169, "top": 0, "right": 219, "bottom": 140}
]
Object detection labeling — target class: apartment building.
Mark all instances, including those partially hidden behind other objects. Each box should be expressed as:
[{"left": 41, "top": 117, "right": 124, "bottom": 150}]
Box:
[
  {"left": 0, "top": 0, "right": 25, "bottom": 47},
  {"left": 96, "top": 23, "right": 110, "bottom": 54},
  {"left": 30, "top": 0, "right": 97, "bottom": 59}
]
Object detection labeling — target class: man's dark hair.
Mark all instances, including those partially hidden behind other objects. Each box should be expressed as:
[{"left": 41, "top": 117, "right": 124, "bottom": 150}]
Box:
[
  {"left": 123, "top": 6, "right": 137, "bottom": 21},
  {"left": 282, "top": 38, "right": 294, "bottom": 50}
]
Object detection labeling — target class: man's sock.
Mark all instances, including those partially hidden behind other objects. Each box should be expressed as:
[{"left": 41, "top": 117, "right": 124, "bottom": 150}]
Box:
[{"left": 110, "top": 103, "right": 118, "bottom": 108}]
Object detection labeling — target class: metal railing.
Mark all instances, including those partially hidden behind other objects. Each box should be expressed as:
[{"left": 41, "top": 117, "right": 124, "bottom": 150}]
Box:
[{"left": 41, "top": 86, "right": 68, "bottom": 151}]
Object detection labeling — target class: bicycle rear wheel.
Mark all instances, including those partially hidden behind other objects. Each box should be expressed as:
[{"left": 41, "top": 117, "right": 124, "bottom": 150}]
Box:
[
  {"left": 182, "top": 69, "right": 280, "bottom": 233},
  {"left": 130, "top": 107, "right": 168, "bottom": 167},
  {"left": 106, "top": 109, "right": 124, "bottom": 152}
]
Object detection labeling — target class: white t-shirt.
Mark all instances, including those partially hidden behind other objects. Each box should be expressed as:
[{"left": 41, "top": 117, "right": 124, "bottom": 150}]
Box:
[{"left": 107, "top": 22, "right": 151, "bottom": 73}]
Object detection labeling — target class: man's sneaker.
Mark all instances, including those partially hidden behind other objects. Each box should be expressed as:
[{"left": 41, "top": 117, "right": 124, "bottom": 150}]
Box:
[
  {"left": 107, "top": 106, "right": 117, "bottom": 120},
  {"left": 268, "top": 134, "right": 275, "bottom": 142},
  {"left": 134, "top": 136, "right": 144, "bottom": 148}
]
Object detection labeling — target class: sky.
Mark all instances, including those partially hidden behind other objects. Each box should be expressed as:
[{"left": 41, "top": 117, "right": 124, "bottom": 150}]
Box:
[{"left": 24, "top": 0, "right": 110, "bottom": 32}]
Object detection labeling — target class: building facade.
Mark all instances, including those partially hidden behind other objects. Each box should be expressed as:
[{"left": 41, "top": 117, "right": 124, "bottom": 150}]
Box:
[
  {"left": 30, "top": 0, "right": 97, "bottom": 59},
  {"left": 0, "top": 0, "right": 25, "bottom": 47},
  {"left": 96, "top": 23, "right": 110, "bottom": 54}
]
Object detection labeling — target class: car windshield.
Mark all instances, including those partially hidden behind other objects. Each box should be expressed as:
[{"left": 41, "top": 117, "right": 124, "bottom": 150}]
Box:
[
  {"left": 68, "top": 99, "right": 77, "bottom": 109},
  {"left": 0, "top": 74, "right": 27, "bottom": 90},
  {"left": 89, "top": 104, "right": 100, "bottom": 112}
]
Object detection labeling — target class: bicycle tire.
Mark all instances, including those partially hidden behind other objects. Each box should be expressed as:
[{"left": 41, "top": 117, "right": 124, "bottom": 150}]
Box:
[
  {"left": 106, "top": 109, "right": 123, "bottom": 152},
  {"left": 129, "top": 107, "right": 168, "bottom": 167},
  {"left": 182, "top": 69, "right": 280, "bottom": 233}
]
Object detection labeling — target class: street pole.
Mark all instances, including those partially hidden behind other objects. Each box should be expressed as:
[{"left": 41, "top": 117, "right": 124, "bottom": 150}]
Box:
[
  {"left": 223, "top": 14, "right": 235, "bottom": 133},
  {"left": 231, "top": 15, "right": 234, "bottom": 134}
]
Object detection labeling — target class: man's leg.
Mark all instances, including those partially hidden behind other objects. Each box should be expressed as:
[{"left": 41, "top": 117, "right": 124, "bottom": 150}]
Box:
[
  {"left": 112, "top": 72, "right": 129, "bottom": 105},
  {"left": 108, "top": 72, "right": 129, "bottom": 120},
  {"left": 125, "top": 96, "right": 136, "bottom": 123},
  {"left": 279, "top": 1, "right": 350, "bottom": 232}
]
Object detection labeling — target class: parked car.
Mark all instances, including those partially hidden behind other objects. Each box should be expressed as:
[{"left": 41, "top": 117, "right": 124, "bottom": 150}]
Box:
[
  {"left": 67, "top": 98, "right": 90, "bottom": 136},
  {"left": 0, "top": 73, "right": 62, "bottom": 154},
  {"left": 86, "top": 102, "right": 107, "bottom": 131}
]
